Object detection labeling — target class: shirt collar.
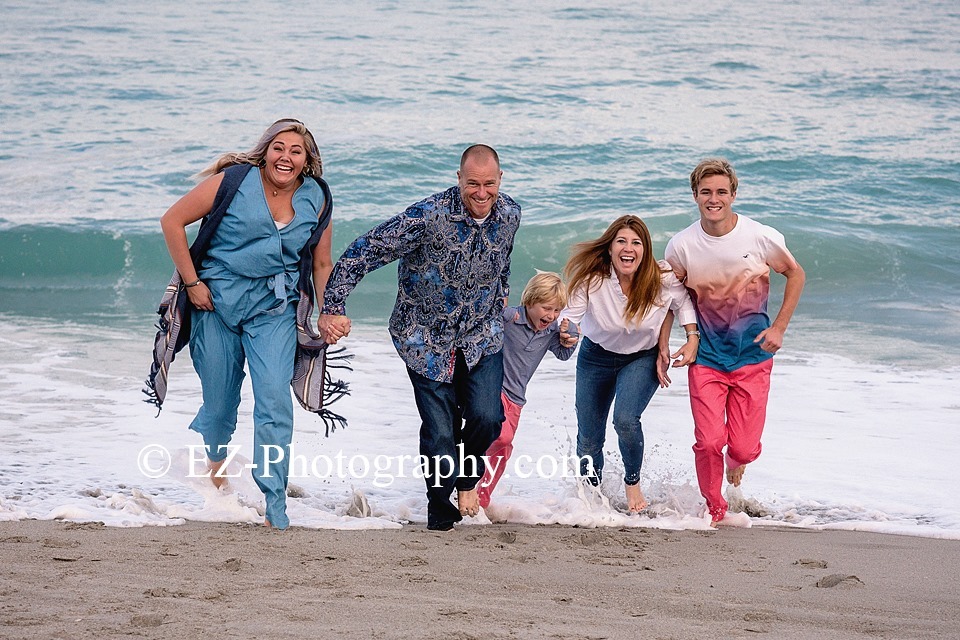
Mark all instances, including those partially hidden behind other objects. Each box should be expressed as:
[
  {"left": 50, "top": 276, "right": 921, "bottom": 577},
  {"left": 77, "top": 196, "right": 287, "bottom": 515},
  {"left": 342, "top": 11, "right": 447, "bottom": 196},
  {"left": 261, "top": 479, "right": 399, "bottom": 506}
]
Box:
[
  {"left": 606, "top": 266, "right": 628, "bottom": 300},
  {"left": 514, "top": 306, "right": 530, "bottom": 326}
]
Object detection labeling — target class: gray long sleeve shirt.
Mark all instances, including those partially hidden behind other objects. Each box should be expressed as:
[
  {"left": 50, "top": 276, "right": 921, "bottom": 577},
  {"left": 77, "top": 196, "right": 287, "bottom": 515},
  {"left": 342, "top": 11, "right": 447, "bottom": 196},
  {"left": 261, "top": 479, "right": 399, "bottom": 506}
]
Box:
[{"left": 501, "top": 305, "right": 577, "bottom": 406}]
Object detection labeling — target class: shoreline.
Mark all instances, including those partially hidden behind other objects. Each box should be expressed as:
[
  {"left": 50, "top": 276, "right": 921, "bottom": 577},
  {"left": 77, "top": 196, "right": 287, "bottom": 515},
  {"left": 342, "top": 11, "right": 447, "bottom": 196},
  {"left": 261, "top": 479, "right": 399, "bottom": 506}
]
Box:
[{"left": 2, "top": 519, "right": 959, "bottom": 639}]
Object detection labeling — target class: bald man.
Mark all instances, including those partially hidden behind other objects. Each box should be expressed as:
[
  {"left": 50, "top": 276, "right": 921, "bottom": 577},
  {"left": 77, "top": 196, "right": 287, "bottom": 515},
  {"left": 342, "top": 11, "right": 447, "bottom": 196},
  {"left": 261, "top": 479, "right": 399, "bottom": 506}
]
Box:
[{"left": 319, "top": 145, "right": 522, "bottom": 531}]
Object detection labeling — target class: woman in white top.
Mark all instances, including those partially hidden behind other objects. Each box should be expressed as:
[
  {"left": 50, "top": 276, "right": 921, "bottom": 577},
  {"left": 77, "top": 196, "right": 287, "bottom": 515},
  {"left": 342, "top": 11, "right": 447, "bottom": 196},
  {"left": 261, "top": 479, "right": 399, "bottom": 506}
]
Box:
[{"left": 562, "top": 215, "right": 699, "bottom": 512}]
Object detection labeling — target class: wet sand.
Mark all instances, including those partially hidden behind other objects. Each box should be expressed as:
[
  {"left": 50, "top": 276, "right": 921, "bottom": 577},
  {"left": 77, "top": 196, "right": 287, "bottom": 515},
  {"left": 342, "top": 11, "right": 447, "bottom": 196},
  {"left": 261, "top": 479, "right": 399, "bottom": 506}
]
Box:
[{"left": 2, "top": 519, "right": 958, "bottom": 639}]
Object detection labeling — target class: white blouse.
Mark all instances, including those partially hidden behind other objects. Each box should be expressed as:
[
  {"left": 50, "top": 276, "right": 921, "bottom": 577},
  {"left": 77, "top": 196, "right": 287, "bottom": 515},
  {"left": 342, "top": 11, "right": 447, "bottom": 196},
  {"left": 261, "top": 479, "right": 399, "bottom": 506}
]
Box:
[{"left": 562, "top": 260, "right": 697, "bottom": 354}]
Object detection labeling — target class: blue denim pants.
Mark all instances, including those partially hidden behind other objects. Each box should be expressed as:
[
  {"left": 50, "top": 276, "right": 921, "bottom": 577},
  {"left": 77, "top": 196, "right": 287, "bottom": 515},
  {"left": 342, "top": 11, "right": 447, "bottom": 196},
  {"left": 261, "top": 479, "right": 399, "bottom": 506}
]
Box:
[
  {"left": 188, "top": 305, "right": 296, "bottom": 530},
  {"left": 575, "top": 337, "right": 660, "bottom": 486},
  {"left": 407, "top": 349, "right": 504, "bottom": 530}
]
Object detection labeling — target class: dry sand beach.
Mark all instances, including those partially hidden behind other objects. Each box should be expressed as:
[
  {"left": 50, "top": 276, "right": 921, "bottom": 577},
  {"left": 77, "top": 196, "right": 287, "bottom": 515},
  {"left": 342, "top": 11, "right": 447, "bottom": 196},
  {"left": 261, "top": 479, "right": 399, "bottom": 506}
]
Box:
[{"left": 2, "top": 520, "right": 958, "bottom": 639}]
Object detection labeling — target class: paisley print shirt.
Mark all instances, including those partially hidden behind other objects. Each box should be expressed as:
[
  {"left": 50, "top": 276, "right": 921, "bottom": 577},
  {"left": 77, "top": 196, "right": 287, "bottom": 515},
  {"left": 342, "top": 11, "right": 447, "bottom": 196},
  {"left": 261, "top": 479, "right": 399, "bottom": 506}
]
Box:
[{"left": 322, "top": 186, "right": 521, "bottom": 382}]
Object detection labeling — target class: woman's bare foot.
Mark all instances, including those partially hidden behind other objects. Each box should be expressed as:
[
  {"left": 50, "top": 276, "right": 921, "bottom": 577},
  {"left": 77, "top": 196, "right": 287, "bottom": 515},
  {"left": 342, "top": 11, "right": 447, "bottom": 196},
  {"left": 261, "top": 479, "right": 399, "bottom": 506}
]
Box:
[
  {"left": 207, "top": 458, "right": 228, "bottom": 490},
  {"left": 726, "top": 464, "right": 746, "bottom": 487},
  {"left": 625, "top": 483, "right": 649, "bottom": 512},
  {"left": 458, "top": 488, "right": 480, "bottom": 517}
]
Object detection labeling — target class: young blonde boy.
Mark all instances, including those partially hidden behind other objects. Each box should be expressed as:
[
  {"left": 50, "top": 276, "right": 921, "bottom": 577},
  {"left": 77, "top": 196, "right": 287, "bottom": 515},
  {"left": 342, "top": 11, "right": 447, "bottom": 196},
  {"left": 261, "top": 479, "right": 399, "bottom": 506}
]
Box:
[{"left": 477, "top": 272, "right": 579, "bottom": 508}]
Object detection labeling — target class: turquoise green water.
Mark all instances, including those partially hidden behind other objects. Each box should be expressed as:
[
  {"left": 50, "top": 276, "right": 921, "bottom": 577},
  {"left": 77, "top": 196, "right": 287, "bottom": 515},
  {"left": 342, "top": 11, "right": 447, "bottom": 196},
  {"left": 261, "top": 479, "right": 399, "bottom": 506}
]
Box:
[
  {"left": 1, "top": 1, "right": 958, "bottom": 366},
  {"left": 2, "top": 0, "right": 960, "bottom": 536}
]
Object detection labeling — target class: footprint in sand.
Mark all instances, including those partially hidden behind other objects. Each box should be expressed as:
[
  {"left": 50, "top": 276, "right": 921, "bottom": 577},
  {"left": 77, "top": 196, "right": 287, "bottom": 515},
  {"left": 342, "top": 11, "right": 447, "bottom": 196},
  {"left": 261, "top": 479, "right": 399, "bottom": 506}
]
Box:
[
  {"left": 816, "top": 574, "right": 864, "bottom": 588},
  {"left": 63, "top": 522, "right": 104, "bottom": 531},
  {"left": 566, "top": 530, "right": 612, "bottom": 546},
  {"left": 795, "top": 558, "right": 829, "bottom": 569},
  {"left": 143, "top": 587, "right": 189, "bottom": 598},
  {"left": 130, "top": 613, "right": 166, "bottom": 628},
  {"left": 217, "top": 557, "right": 244, "bottom": 572},
  {"left": 41, "top": 538, "right": 80, "bottom": 549},
  {"left": 744, "top": 611, "right": 782, "bottom": 622},
  {"left": 0, "top": 536, "right": 31, "bottom": 543},
  {"left": 400, "top": 540, "right": 427, "bottom": 551},
  {"left": 405, "top": 573, "right": 437, "bottom": 583},
  {"left": 497, "top": 531, "right": 517, "bottom": 544}
]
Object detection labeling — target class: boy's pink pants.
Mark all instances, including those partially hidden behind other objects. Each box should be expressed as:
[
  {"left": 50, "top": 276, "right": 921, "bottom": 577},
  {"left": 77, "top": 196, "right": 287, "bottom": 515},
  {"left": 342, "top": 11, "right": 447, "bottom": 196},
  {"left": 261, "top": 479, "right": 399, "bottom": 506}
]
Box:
[
  {"left": 688, "top": 359, "right": 773, "bottom": 522},
  {"left": 477, "top": 393, "right": 523, "bottom": 508}
]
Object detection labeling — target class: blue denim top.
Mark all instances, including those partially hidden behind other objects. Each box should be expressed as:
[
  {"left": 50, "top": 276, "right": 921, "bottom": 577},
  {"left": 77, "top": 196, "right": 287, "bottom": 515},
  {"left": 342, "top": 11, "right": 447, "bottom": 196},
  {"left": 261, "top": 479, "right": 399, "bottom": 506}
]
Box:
[{"left": 200, "top": 169, "right": 324, "bottom": 326}]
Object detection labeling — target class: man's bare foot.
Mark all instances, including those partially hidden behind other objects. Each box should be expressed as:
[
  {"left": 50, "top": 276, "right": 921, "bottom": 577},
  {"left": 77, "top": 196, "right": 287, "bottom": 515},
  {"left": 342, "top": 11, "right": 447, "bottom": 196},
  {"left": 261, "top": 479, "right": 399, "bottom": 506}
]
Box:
[
  {"left": 625, "top": 483, "right": 649, "bottom": 512},
  {"left": 458, "top": 488, "right": 480, "bottom": 517},
  {"left": 726, "top": 464, "right": 746, "bottom": 487},
  {"left": 208, "top": 458, "right": 228, "bottom": 490},
  {"left": 264, "top": 518, "right": 272, "bottom": 528}
]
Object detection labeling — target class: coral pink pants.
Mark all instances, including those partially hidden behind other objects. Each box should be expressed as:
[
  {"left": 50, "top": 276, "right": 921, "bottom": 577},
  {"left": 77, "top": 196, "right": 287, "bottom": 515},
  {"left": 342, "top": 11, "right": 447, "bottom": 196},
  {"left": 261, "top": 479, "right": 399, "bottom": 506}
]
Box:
[
  {"left": 477, "top": 393, "right": 523, "bottom": 508},
  {"left": 688, "top": 359, "right": 773, "bottom": 522}
]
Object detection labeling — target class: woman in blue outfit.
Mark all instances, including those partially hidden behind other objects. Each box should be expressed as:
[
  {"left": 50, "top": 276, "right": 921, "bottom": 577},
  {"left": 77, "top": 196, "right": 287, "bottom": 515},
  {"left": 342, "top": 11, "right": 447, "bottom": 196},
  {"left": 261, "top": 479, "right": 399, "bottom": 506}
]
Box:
[
  {"left": 160, "top": 119, "right": 333, "bottom": 529},
  {"left": 562, "top": 215, "right": 699, "bottom": 513}
]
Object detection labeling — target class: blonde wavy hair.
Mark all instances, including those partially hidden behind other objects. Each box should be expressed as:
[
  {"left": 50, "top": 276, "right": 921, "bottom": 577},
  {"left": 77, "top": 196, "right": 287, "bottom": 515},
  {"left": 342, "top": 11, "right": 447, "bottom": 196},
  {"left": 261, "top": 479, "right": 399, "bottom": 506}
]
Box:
[
  {"left": 520, "top": 271, "right": 568, "bottom": 308},
  {"left": 199, "top": 118, "right": 323, "bottom": 178}
]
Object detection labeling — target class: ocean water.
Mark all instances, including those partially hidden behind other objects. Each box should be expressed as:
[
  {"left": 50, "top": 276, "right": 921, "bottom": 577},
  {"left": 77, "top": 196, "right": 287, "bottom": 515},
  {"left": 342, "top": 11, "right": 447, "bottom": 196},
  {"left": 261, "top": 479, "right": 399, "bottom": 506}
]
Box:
[{"left": 1, "top": 1, "right": 959, "bottom": 537}]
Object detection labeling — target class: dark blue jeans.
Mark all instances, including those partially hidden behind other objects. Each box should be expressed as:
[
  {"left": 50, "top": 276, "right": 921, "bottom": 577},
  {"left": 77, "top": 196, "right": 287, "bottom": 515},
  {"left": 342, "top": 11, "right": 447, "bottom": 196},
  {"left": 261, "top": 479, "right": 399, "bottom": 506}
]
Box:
[
  {"left": 407, "top": 349, "right": 504, "bottom": 530},
  {"left": 575, "top": 337, "right": 660, "bottom": 486}
]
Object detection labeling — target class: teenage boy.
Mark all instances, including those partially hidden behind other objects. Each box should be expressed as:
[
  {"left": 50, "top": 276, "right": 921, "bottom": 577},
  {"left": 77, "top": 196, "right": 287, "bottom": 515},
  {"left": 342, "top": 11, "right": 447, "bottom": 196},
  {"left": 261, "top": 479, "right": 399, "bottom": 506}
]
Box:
[{"left": 665, "top": 158, "right": 805, "bottom": 526}]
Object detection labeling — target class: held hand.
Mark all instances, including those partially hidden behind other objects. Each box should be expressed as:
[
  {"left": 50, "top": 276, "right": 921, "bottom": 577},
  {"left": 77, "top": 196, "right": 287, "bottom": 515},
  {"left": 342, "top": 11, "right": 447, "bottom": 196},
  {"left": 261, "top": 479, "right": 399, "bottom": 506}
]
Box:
[
  {"left": 670, "top": 337, "right": 699, "bottom": 368},
  {"left": 318, "top": 313, "right": 351, "bottom": 345},
  {"left": 186, "top": 282, "right": 214, "bottom": 311},
  {"left": 558, "top": 319, "right": 579, "bottom": 348},
  {"left": 755, "top": 325, "right": 785, "bottom": 353},
  {"left": 657, "top": 347, "right": 672, "bottom": 388}
]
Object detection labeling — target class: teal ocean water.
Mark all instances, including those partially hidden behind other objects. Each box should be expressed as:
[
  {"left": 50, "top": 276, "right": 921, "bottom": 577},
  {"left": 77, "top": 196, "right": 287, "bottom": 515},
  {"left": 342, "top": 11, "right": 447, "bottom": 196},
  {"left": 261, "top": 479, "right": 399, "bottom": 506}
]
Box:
[
  {"left": 2, "top": 2, "right": 960, "bottom": 534},
  {"left": 2, "top": 0, "right": 959, "bottom": 366}
]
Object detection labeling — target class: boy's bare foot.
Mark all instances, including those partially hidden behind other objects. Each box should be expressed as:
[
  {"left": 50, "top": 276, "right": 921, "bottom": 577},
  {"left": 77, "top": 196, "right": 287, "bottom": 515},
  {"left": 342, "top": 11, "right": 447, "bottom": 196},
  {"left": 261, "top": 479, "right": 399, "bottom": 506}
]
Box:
[
  {"left": 726, "top": 464, "right": 746, "bottom": 487},
  {"left": 458, "top": 488, "right": 480, "bottom": 517},
  {"left": 208, "top": 458, "right": 228, "bottom": 490},
  {"left": 264, "top": 518, "right": 272, "bottom": 528},
  {"left": 625, "top": 483, "right": 649, "bottom": 512}
]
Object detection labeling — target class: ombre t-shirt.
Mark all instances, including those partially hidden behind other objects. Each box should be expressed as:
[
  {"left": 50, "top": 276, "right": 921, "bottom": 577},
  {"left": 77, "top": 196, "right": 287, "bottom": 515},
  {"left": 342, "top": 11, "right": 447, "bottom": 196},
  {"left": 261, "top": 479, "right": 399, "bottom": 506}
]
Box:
[{"left": 664, "top": 214, "right": 798, "bottom": 373}]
